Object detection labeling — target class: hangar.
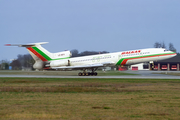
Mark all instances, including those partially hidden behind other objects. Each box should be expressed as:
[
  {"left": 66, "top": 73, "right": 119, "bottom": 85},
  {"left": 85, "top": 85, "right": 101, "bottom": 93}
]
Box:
[{"left": 151, "top": 54, "right": 180, "bottom": 71}]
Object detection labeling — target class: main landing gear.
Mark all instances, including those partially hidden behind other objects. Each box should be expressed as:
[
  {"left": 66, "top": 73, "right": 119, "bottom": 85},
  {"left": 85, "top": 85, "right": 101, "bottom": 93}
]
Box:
[
  {"left": 78, "top": 68, "right": 98, "bottom": 76},
  {"left": 78, "top": 72, "right": 98, "bottom": 76}
]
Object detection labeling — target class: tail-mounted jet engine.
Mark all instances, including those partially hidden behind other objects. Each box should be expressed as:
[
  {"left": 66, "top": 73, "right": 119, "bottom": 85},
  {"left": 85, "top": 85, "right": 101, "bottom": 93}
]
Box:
[
  {"left": 49, "top": 60, "right": 70, "bottom": 67},
  {"left": 33, "top": 60, "right": 45, "bottom": 70}
]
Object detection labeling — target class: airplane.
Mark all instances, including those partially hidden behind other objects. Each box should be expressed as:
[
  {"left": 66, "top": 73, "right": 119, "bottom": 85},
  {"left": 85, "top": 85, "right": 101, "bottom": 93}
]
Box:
[{"left": 5, "top": 42, "right": 177, "bottom": 76}]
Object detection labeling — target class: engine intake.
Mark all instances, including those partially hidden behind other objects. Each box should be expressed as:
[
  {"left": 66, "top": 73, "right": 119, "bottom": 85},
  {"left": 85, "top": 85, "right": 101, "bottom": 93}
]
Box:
[{"left": 33, "top": 60, "right": 44, "bottom": 70}]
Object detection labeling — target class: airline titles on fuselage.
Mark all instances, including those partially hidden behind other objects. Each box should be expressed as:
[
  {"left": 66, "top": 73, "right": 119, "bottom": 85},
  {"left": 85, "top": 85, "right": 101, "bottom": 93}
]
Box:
[
  {"left": 121, "top": 50, "right": 150, "bottom": 57},
  {"left": 121, "top": 50, "right": 141, "bottom": 55},
  {"left": 70, "top": 51, "right": 151, "bottom": 64},
  {"left": 58, "top": 54, "right": 65, "bottom": 56}
]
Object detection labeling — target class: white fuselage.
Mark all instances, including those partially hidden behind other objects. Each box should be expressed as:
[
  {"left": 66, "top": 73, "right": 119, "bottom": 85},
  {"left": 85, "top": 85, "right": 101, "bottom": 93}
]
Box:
[
  {"left": 49, "top": 48, "right": 176, "bottom": 68},
  {"left": 6, "top": 42, "right": 177, "bottom": 70}
]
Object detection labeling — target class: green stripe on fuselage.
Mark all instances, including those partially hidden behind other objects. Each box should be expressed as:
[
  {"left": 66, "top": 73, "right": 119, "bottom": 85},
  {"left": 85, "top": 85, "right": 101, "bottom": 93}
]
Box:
[{"left": 116, "top": 58, "right": 124, "bottom": 65}]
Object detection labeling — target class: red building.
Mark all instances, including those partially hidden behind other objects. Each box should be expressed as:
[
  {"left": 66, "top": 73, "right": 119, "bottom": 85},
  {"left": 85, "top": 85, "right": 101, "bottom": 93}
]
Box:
[{"left": 150, "top": 54, "right": 180, "bottom": 71}]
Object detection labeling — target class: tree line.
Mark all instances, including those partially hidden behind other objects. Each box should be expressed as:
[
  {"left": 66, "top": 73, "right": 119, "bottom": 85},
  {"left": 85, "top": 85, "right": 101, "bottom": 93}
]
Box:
[
  {"left": 70, "top": 49, "right": 109, "bottom": 57},
  {"left": 154, "top": 41, "right": 176, "bottom": 52},
  {"left": 0, "top": 54, "right": 35, "bottom": 70}
]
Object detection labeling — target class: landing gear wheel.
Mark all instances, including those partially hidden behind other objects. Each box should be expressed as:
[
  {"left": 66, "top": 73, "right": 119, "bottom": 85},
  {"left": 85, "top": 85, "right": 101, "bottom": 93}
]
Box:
[
  {"left": 78, "top": 72, "right": 82, "bottom": 76},
  {"left": 82, "top": 72, "right": 86, "bottom": 76},
  {"left": 94, "top": 72, "right": 97, "bottom": 76},
  {"left": 90, "top": 72, "right": 94, "bottom": 76},
  {"left": 90, "top": 72, "right": 97, "bottom": 76},
  {"left": 88, "top": 72, "right": 91, "bottom": 76},
  {"left": 86, "top": 72, "right": 89, "bottom": 76}
]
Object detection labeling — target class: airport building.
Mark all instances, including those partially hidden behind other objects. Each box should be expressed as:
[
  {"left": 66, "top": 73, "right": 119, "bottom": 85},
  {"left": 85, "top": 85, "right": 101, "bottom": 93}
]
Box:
[
  {"left": 151, "top": 54, "right": 180, "bottom": 71},
  {"left": 128, "top": 63, "right": 149, "bottom": 71}
]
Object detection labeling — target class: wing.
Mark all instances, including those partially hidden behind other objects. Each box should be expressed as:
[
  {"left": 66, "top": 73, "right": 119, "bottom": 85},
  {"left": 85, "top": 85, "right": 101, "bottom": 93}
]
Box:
[{"left": 51, "top": 61, "right": 115, "bottom": 70}]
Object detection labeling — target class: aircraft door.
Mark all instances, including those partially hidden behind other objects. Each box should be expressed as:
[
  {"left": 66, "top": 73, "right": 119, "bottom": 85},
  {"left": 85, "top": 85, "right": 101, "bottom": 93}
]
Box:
[
  {"left": 118, "top": 54, "right": 123, "bottom": 65},
  {"left": 118, "top": 54, "right": 122, "bottom": 61},
  {"left": 138, "top": 51, "right": 143, "bottom": 63},
  {"left": 68, "top": 60, "right": 70, "bottom": 66}
]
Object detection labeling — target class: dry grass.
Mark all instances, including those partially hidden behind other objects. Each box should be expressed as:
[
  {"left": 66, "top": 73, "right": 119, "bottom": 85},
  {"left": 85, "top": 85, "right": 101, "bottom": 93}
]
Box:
[{"left": 0, "top": 78, "right": 180, "bottom": 119}]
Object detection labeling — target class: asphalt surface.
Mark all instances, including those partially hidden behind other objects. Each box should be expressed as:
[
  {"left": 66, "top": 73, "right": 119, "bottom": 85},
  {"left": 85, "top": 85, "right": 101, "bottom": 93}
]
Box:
[{"left": 0, "top": 70, "right": 180, "bottom": 79}]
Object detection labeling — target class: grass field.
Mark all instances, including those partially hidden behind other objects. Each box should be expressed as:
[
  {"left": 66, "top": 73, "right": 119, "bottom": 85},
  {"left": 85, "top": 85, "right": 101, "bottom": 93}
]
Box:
[{"left": 1, "top": 77, "right": 180, "bottom": 120}]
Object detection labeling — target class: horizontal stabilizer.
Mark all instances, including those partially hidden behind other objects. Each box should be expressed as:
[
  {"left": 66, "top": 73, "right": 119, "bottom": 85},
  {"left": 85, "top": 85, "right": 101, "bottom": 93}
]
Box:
[{"left": 5, "top": 42, "right": 48, "bottom": 47}]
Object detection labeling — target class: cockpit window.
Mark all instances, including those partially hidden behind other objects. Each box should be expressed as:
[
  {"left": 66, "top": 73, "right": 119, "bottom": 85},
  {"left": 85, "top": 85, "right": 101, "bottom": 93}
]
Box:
[{"left": 164, "top": 49, "right": 169, "bottom": 52}]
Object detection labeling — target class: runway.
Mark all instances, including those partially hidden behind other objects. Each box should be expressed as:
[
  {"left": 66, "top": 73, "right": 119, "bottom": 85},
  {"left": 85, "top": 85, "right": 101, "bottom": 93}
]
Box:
[{"left": 0, "top": 71, "right": 180, "bottom": 79}]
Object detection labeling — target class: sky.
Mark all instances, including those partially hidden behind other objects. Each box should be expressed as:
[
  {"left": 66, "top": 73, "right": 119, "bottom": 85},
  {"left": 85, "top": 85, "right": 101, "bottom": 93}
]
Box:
[{"left": 0, "top": 0, "right": 180, "bottom": 61}]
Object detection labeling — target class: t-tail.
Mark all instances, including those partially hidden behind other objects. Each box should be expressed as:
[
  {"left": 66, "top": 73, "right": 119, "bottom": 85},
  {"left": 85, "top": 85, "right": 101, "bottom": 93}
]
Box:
[{"left": 5, "top": 42, "right": 71, "bottom": 70}]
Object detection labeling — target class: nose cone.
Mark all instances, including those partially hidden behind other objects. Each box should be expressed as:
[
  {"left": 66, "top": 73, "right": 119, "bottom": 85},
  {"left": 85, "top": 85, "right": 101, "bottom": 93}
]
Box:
[{"left": 171, "top": 51, "right": 177, "bottom": 57}]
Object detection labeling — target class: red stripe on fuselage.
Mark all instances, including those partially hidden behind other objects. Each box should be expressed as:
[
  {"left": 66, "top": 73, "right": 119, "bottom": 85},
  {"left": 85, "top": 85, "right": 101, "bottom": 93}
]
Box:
[
  {"left": 121, "top": 53, "right": 176, "bottom": 65},
  {"left": 27, "top": 47, "right": 48, "bottom": 61},
  {"left": 121, "top": 59, "right": 128, "bottom": 65}
]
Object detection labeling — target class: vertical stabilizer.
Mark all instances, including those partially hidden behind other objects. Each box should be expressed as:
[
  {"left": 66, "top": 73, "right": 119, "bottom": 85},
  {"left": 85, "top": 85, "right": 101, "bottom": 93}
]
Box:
[{"left": 5, "top": 42, "right": 71, "bottom": 69}]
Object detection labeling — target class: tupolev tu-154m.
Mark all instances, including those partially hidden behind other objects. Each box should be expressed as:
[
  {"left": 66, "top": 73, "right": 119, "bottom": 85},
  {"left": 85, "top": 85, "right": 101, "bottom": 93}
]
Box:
[{"left": 6, "top": 42, "right": 176, "bottom": 76}]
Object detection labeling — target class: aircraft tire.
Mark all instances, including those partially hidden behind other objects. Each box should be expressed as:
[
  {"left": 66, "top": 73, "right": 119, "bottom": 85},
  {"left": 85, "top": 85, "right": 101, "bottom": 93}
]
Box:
[
  {"left": 78, "top": 72, "right": 82, "bottom": 76},
  {"left": 82, "top": 72, "right": 86, "bottom": 76},
  {"left": 86, "top": 72, "right": 90, "bottom": 76},
  {"left": 94, "top": 72, "right": 97, "bottom": 76},
  {"left": 88, "top": 72, "right": 91, "bottom": 76},
  {"left": 90, "top": 72, "right": 94, "bottom": 76}
]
